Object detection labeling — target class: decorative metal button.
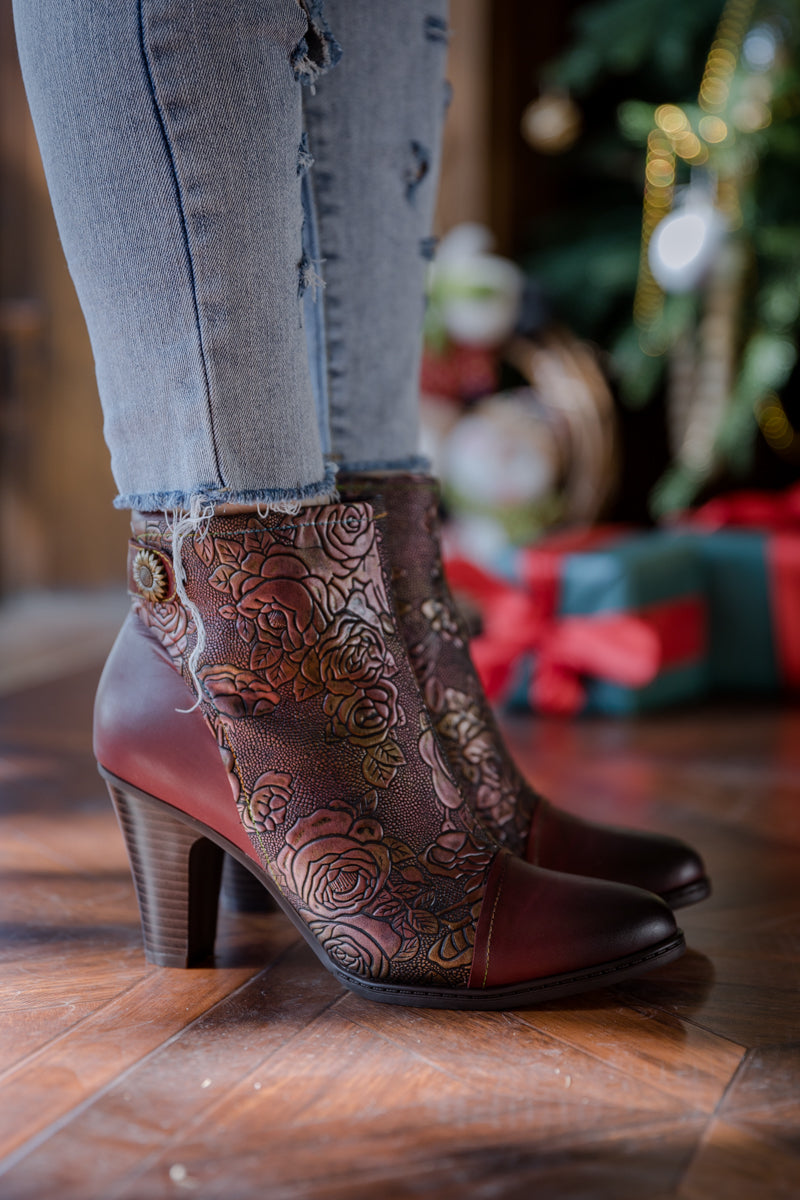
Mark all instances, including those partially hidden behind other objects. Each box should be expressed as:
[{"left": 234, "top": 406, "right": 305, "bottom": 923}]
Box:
[{"left": 132, "top": 548, "right": 169, "bottom": 603}]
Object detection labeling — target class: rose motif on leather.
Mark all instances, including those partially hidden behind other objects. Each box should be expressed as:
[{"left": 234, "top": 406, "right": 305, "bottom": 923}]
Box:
[
  {"left": 131, "top": 598, "right": 190, "bottom": 662},
  {"left": 429, "top": 685, "right": 519, "bottom": 832},
  {"left": 295, "top": 504, "right": 376, "bottom": 574},
  {"left": 276, "top": 808, "right": 392, "bottom": 916},
  {"left": 323, "top": 679, "right": 400, "bottom": 750},
  {"left": 308, "top": 914, "right": 402, "bottom": 980},
  {"left": 239, "top": 561, "right": 330, "bottom": 684},
  {"left": 242, "top": 770, "right": 292, "bottom": 833},
  {"left": 418, "top": 718, "right": 463, "bottom": 811},
  {"left": 474, "top": 756, "right": 518, "bottom": 828},
  {"left": 421, "top": 597, "right": 462, "bottom": 645},
  {"left": 210, "top": 543, "right": 334, "bottom": 691},
  {"left": 199, "top": 664, "right": 280, "bottom": 718},
  {"left": 317, "top": 612, "right": 393, "bottom": 696},
  {"left": 436, "top": 699, "right": 494, "bottom": 776},
  {"left": 423, "top": 831, "right": 493, "bottom": 894},
  {"left": 427, "top": 903, "right": 482, "bottom": 971}
]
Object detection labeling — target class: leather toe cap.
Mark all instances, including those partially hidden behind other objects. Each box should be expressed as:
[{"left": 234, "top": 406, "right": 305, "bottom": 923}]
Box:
[
  {"left": 530, "top": 799, "right": 708, "bottom": 902},
  {"left": 470, "top": 851, "right": 679, "bottom": 989}
]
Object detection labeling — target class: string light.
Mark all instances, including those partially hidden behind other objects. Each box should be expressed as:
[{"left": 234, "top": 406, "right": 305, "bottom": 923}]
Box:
[
  {"left": 634, "top": 0, "right": 760, "bottom": 336},
  {"left": 699, "top": 0, "right": 757, "bottom": 112},
  {"left": 757, "top": 393, "right": 799, "bottom": 458},
  {"left": 633, "top": 130, "right": 675, "bottom": 335}
]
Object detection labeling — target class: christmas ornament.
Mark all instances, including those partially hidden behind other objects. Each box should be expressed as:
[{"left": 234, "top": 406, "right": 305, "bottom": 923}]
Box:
[
  {"left": 521, "top": 91, "right": 582, "bottom": 155},
  {"left": 648, "top": 189, "right": 726, "bottom": 293},
  {"left": 424, "top": 224, "right": 524, "bottom": 352}
]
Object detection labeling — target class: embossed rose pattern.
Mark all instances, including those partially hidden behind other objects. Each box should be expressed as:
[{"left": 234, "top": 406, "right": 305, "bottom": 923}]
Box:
[
  {"left": 296, "top": 503, "right": 376, "bottom": 574},
  {"left": 308, "top": 915, "right": 401, "bottom": 980},
  {"left": 317, "top": 612, "right": 393, "bottom": 695},
  {"left": 129, "top": 505, "right": 492, "bottom": 987},
  {"left": 131, "top": 597, "right": 190, "bottom": 663},
  {"left": 199, "top": 664, "right": 280, "bottom": 718},
  {"left": 323, "top": 680, "right": 400, "bottom": 749},
  {"left": 427, "top": 684, "right": 518, "bottom": 833},
  {"left": 276, "top": 808, "right": 391, "bottom": 916},
  {"left": 245, "top": 770, "right": 292, "bottom": 833},
  {"left": 424, "top": 831, "right": 493, "bottom": 894}
]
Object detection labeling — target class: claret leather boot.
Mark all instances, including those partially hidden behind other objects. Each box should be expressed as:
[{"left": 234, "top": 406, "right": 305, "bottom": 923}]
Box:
[
  {"left": 95, "top": 498, "right": 684, "bottom": 1008},
  {"left": 338, "top": 474, "right": 710, "bottom": 911}
]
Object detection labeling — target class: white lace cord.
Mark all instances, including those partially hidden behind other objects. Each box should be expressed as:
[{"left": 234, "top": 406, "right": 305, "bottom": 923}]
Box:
[{"left": 165, "top": 496, "right": 214, "bottom": 714}]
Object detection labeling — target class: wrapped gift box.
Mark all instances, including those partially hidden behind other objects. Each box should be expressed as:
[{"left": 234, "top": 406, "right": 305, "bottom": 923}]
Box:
[
  {"left": 662, "top": 491, "right": 800, "bottom": 693},
  {"left": 446, "top": 526, "right": 710, "bottom": 716}
]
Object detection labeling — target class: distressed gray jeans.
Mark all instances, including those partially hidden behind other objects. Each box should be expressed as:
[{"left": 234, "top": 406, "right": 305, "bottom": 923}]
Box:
[{"left": 13, "top": 0, "right": 448, "bottom": 510}]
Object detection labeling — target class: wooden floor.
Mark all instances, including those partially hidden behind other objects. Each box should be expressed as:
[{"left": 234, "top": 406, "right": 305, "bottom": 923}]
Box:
[{"left": 1, "top": 657, "right": 799, "bottom": 1198}]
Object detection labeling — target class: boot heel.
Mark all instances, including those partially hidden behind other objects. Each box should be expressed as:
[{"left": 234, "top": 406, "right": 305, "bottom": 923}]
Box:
[
  {"left": 107, "top": 781, "right": 224, "bottom": 967},
  {"left": 221, "top": 854, "right": 278, "bottom": 913}
]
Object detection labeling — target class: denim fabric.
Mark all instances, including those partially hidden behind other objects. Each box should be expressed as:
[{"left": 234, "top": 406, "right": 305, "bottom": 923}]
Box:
[
  {"left": 13, "top": 0, "right": 446, "bottom": 510},
  {"left": 305, "top": 0, "right": 448, "bottom": 473}
]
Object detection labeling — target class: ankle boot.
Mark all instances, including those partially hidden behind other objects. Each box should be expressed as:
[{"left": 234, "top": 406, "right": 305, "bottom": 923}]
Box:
[
  {"left": 94, "top": 499, "right": 683, "bottom": 1007},
  {"left": 338, "top": 474, "right": 710, "bottom": 910}
]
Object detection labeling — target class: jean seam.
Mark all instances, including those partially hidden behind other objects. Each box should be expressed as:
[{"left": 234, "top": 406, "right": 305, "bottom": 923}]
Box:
[
  {"left": 137, "top": 0, "right": 224, "bottom": 490},
  {"left": 303, "top": 104, "right": 347, "bottom": 453}
]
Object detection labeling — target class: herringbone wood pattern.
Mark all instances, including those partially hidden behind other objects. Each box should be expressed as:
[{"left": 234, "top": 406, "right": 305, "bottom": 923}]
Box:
[{"left": 1, "top": 665, "right": 798, "bottom": 1198}]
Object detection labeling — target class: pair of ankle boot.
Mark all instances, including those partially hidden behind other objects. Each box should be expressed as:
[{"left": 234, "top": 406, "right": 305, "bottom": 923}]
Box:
[{"left": 94, "top": 473, "right": 708, "bottom": 1009}]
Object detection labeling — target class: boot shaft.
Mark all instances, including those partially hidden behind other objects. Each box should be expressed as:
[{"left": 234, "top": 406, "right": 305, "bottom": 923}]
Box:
[
  {"left": 338, "top": 473, "right": 536, "bottom": 852},
  {"left": 116, "top": 499, "right": 497, "bottom": 986}
]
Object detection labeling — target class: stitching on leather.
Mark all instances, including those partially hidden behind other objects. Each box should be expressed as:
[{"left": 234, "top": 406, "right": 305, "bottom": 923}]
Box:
[
  {"left": 136, "top": 514, "right": 389, "bottom": 545},
  {"left": 221, "top": 513, "right": 389, "bottom": 536},
  {"left": 481, "top": 854, "right": 508, "bottom": 989}
]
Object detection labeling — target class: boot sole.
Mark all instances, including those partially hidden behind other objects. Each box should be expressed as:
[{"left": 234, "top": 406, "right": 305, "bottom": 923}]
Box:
[{"left": 100, "top": 765, "right": 685, "bottom": 1010}]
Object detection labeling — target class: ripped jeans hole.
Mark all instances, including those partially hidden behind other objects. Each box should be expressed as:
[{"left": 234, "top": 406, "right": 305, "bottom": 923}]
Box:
[
  {"left": 297, "top": 131, "right": 315, "bottom": 177},
  {"left": 298, "top": 252, "right": 325, "bottom": 299},
  {"left": 424, "top": 15, "right": 450, "bottom": 43},
  {"left": 405, "top": 141, "right": 430, "bottom": 203},
  {"left": 291, "top": 0, "right": 343, "bottom": 91},
  {"left": 419, "top": 236, "right": 439, "bottom": 262}
]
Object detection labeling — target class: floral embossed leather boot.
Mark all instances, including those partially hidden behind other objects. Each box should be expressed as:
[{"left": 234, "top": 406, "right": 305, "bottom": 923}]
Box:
[
  {"left": 94, "top": 499, "right": 684, "bottom": 1007},
  {"left": 338, "top": 475, "right": 710, "bottom": 910}
]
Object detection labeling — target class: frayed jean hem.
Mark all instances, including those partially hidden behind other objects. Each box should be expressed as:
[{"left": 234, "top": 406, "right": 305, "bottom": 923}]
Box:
[
  {"left": 337, "top": 455, "right": 431, "bottom": 475},
  {"left": 114, "top": 461, "right": 338, "bottom": 511}
]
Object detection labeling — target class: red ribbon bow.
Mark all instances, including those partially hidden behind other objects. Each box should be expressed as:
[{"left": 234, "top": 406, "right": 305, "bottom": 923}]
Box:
[
  {"left": 684, "top": 483, "right": 800, "bottom": 531},
  {"left": 446, "top": 557, "right": 703, "bottom": 716}
]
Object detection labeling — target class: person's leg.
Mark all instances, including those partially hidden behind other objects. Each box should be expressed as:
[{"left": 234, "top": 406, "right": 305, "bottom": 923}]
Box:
[
  {"left": 303, "top": 0, "right": 448, "bottom": 472},
  {"left": 14, "top": 0, "right": 684, "bottom": 1003},
  {"left": 13, "top": 0, "right": 338, "bottom": 511},
  {"left": 303, "top": 3, "right": 708, "bottom": 909}
]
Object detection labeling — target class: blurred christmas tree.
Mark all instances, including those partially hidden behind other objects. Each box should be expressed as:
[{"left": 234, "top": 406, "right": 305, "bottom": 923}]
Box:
[{"left": 522, "top": 0, "right": 800, "bottom": 514}]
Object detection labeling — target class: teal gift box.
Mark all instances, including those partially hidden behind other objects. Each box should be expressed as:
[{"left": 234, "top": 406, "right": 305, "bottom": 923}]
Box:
[
  {"left": 456, "top": 527, "right": 711, "bottom": 716},
  {"left": 658, "top": 529, "right": 800, "bottom": 694}
]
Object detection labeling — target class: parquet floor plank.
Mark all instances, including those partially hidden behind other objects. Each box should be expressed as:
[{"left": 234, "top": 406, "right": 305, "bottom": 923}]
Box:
[
  {"left": 106, "top": 1118, "right": 709, "bottom": 1200},
  {"left": 678, "top": 1119, "right": 800, "bottom": 1199},
  {"left": 99, "top": 1009, "right": 708, "bottom": 1200},
  {"left": 0, "top": 654, "right": 798, "bottom": 1198},
  {"left": 0, "top": 960, "right": 268, "bottom": 1161},
  {"left": 717, "top": 1045, "right": 800, "bottom": 1140},
  {"left": 0, "top": 942, "right": 343, "bottom": 1200},
  {"left": 513, "top": 988, "right": 745, "bottom": 1113}
]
